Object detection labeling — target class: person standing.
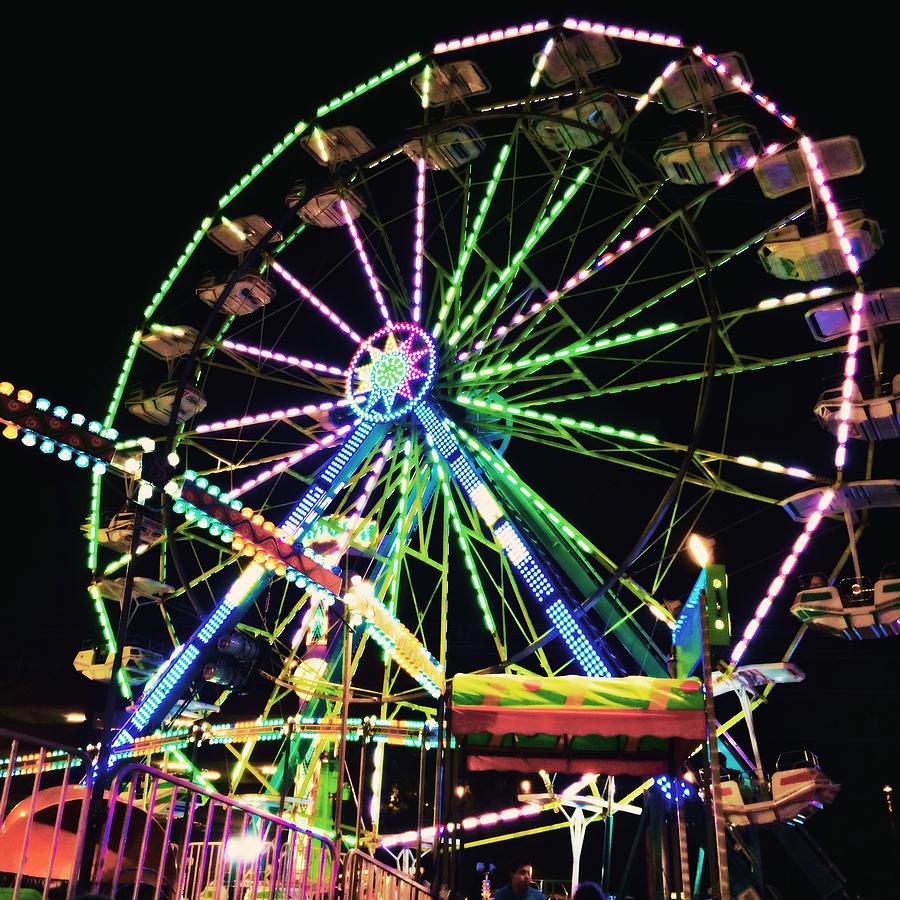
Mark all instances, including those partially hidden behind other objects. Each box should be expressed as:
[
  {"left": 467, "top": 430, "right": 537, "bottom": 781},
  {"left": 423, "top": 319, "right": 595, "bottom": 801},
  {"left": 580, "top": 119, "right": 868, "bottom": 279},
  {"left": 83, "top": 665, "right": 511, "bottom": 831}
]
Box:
[{"left": 492, "top": 859, "right": 547, "bottom": 900}]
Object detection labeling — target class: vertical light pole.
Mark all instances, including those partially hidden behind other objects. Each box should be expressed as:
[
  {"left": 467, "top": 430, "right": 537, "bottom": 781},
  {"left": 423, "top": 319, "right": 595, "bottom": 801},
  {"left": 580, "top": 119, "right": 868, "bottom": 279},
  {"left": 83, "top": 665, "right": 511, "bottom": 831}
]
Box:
[{"left": 688, "top": 534, "right": 731, "bottom": 900}]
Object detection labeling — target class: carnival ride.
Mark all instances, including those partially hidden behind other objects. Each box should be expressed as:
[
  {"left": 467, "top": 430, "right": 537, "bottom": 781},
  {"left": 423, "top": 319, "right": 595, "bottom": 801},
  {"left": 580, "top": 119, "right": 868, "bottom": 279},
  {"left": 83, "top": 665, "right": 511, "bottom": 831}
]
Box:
[{"left": 1, "top": 13, "right": 898, "bottom": 899}]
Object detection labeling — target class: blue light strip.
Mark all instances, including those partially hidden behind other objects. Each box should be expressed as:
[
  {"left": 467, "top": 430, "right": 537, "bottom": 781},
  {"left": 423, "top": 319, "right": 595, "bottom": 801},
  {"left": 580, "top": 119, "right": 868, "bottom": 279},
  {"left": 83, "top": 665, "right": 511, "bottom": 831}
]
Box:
[
  {"left": 672, "top": 569, "right": 707, "bottom": 644},
  {"left": 414, "top": 401, "right": 618, "bottom": 678},
  {"left": 111, "top": 420, "right": 385, "bottom": 752}
]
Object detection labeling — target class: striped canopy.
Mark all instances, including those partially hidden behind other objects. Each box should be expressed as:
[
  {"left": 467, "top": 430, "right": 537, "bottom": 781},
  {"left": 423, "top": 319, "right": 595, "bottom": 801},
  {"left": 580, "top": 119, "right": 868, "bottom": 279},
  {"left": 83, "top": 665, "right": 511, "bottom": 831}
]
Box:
[{"left": 451, "top": 673, "right": 706, "bottom": 775}]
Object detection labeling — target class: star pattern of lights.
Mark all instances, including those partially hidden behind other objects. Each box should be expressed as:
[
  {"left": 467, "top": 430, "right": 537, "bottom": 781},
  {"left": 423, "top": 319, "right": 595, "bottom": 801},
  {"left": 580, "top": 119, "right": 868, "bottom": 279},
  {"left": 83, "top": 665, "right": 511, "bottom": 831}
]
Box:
[{"left": 345, "top": 322, "right": 437, "bottom": 423}]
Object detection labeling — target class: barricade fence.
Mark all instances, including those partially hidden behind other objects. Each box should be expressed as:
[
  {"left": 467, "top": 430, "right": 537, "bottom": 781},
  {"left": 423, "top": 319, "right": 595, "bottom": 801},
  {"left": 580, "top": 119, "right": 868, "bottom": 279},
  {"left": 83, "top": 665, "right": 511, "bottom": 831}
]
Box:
[
  {"left": 89, "top": 763, "right": 338, "bottom": 898},
  {"left": 1, "top": 729, "right": 339, "bottom": 899},
  {"left": 342, "top": 849, "right": 432, "bottom": 900},
  {"left": 0, "top": 728, "right": 93, "bottom": 899}
]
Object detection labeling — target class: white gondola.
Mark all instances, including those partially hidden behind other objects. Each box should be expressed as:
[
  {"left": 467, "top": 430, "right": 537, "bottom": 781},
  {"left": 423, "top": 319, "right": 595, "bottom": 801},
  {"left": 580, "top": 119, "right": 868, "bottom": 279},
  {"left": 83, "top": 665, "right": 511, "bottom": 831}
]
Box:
[
  {"left": 533, "top": 89, "right": 625, "bottom": 152},
  {"left": 758, "top": 211, "right": 882, "bottom": 281},
  {"left": 655, "top": 117, "right": 763, "bottom": 185},
  {"left": 170, "top": 699, "right": 220, "bottom": 727},
  {"left": 755, "top": 136, "right": 865, "bottom": 199},
  {"left": 140, "top": 325, "right": 200, "bottom": 360},
  {"left": 712, "top": 662, "right": 804, "bottom": 696},
  {"left": 805, "top": 287, "right": 900, "bottom": 340},
  {"left": 207, "top": 215, "right": 282, "bottom": 255},
  {"left": 791, "top": 571, "right": 900, "bottom": 639},
  {"left": 87, "top": 508, "right": 164, "bottom": 553},
  {"left": 196, "top": 272, "right": 275, "bottom": 316},
  {"left": 657, "top": 52, "right": 752, "bottom": 113},
  {"left": 302, "top": 126, "right": 374, "bottom": 166},
  {"left": 782, "top": 479, "right": 900, "bottom": 522},
  {"left": 73, "top": 645, "right": 166, "bottom": 685},
  {"left": 296, "top": 188, "right": 365, "bottom": 228},
  {"left": 90, "top": 576, "right": 175, "bottom": 606},
  {"left": 402, "top": 124, "right": 485, "bottom": 170},
  {"left": 814, "top": 377, "right": 900, "bottom": 442},
  {"left": 126, "top": 380, "right": 207, "bottom": 426},
  {"left": 535, "top": 32, "right": 620, "bottom": 87},
  {"left": 721, "top": 750, "right": 839, "bottom": 827},
  {"left": 411, "top": 60, "right": 490, "bottom": 106}
]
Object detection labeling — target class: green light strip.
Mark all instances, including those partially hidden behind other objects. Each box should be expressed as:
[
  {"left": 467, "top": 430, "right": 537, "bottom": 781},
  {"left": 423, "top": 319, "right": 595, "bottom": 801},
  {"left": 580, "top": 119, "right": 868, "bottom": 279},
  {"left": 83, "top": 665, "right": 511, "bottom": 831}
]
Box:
[
  {"left": 433, "top": 142, "right": 512, "bottom": 337},
  {"left": 452, "top": 424, "right": 664, "bottom": 616},
  {"left": 462, "top": 284, "right": 839, "bottom": 384},
  {"left": 455, "top": 396, "right": 819, "bottom": 481},
  {"left": 449, "top": 165, "right": 593, "bottom": 346},
  {"left": 272, "top": 222, "right": 307, "bottom": 256},
  {"left": 139, "top": 220, "right": 215, "bottom": 322},
  {"left": 456, "top": 395, "right": 661, "bottom": 445},
  {"left": 433, "top": 455, "right": 497, "bottom": 634},
  {"left": 471, "top": 186, "right": 663, "bottom": 372},
  {"left": 420, "top": 64, "right": 431, "bottom": 109},
  {"left": 462, "top": 321, "right": 679, "bottom": 381},
  {"left": 218, "top": 125, "right": 308, "bottom": 209},
  {"left": 91, "top": 216, "right": 215, "bottom": 582},
  {"left": 515, "top": 345, "right": 846, "bottom": 402},
  {"left": 315, "top": 53, "right": 424, "bottom": 120},
  {"left": 576, "top": 209, "right": 810, "bottom": 340}
]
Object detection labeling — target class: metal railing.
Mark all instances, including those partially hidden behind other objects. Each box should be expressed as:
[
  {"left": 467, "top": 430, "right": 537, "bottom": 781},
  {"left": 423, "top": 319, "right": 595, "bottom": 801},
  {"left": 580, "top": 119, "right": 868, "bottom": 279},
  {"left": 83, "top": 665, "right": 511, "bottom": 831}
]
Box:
[
  {"left": 89, "top": 763, "right": 338, "bottom": 898},
  {"left": 342, "top": 849, "right": 431, "bottom": 900},
  {"left": 0, "top": 728, "right": 93, "bottom": 900}
]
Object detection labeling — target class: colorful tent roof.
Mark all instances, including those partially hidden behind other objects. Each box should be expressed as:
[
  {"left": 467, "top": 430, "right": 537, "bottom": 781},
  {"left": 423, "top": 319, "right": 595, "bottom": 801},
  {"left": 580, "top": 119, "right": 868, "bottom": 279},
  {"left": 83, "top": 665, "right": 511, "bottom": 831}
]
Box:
[{"left": 451, "top": 673, "right": 706, "bottom": 775}]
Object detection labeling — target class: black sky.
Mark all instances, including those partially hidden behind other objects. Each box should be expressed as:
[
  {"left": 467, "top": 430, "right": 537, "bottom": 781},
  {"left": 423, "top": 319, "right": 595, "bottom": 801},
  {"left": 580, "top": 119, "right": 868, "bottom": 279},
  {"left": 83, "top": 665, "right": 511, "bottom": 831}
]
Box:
[{"left": 2, "top": 6, "right": 898, "bottom": 896}]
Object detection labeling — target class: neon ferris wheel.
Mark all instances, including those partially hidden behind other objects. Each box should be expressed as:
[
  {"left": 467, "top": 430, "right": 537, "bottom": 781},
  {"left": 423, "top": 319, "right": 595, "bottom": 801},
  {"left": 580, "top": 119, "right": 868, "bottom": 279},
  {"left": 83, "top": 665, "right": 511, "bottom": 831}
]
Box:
[{"left": 3, "top": 16, "right": 897, "bottom": 847}]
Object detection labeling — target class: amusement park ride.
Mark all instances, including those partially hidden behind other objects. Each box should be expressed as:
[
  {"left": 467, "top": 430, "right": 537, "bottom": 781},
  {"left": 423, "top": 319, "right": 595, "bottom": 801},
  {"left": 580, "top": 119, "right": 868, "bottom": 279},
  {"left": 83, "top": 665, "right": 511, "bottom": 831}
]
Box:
[{"left": 1, "top": 14, "right": 897, "bottom": 900}]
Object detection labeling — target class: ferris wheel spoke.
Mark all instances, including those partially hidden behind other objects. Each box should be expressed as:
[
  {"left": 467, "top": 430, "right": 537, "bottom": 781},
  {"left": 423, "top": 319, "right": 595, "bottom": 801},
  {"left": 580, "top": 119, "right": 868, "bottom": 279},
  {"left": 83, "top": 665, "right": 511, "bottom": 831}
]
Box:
[
  {"left": 452, "top": 422, "right": 672, "bottom": 674},
  {"left": 463, "top": 282, "right": 843, "bottom": 390},
  {"left": 215, "top": 339, "right": 347, "bottom": 378},
  {"left": 448, "top": 161, "right": 597, "bottom": 349},
  {"left": 269, "top": 260, "right": 364, "bottom": 343},
  {"left": 460, "top": 185, "right": 665, "bottom": 372},
  {"left": 462, "top": 159, "right": 804, "bottom": 367},
  {"left": 417, "top": 400, "right": 622, "bottom": 676},
  {"left": 454, "top": 395, "right": 825, "bottom": 492},
  {"left": 342, "top": 200, "right": 394, "bottom": 325},
  {"left": 108, "top": 420, "right": 388, "bottom": 750},
  {"left": 500, "top": 344, "right": 846, "bottom": 406},
  {"left": 433, "top": 138, "right": 514, "bottom": 338},
  {"left": 411, "top": 159, "right": 427, "bottom": 324}
]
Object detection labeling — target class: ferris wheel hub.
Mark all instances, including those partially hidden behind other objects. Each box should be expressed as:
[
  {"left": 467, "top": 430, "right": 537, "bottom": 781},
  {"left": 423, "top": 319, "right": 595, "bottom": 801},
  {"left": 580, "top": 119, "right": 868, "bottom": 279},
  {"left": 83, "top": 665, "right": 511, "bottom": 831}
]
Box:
[{"left": 345, "top": 321, "right": 438, "bottom": 423}]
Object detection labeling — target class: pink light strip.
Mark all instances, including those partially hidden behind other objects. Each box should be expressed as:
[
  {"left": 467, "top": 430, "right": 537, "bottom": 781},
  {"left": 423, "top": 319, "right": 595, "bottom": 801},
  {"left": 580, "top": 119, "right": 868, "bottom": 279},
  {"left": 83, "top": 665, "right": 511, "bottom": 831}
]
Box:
[
  {"left": 730, "top": 488, "right": 834, "bottom": 665},
  {"left": 221, "top": 339, "right": 346, "bottom": 377},
  {"left": 341, "top": 200, "right": 393, "bottom": 325},
  {"left": 434, "top": 21, "right": 549, "bottom": 54},
  {"left": 270, "top": 261, "right": 362, "bottom": 343},
  {"left": 830, "top": 291, "right": 865, "bottom": 470},
  {"left": 635, "top": 60, "right": 679, "bottom": 112},
  {"left": 798, "top": 137, "right": 862, "bottom": 276},
  {"left": 563, "top": 17, "right": 682, "bottom": 47},
  {"left": 731, "top": 287, "right": 866, "bottom": 662},
  {"left": 411, "top": 158, "right": 426, "bottom": 324},
  {"left": 194, "top": 400, "right": 350, "bottom": 435},
  {"left": 455, "top": 147, "right": 783, "bottom": 362},
  {"left": 230, "top": 424, "right": 354, "bottom": 498},
  {"left": 380, "top": 802, "right": 544, "bottom": 847},
  {"left": 692, "top": 47, "right": 796, "bottom": 129}
]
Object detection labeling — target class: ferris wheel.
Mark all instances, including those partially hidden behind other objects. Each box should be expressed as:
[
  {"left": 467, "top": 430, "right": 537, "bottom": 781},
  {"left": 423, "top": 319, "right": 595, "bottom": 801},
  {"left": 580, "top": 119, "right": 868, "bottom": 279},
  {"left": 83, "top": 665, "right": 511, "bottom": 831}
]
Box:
[{"left": 22, "top": 16, "right": 891, "bottom": 806}]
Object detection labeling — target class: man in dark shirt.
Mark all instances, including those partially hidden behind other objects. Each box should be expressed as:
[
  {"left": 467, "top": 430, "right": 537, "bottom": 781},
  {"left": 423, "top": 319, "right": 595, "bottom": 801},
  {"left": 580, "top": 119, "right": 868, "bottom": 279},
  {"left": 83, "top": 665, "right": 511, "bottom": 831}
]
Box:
[{"left": 492, "top": 858, "right": 547, "bottom": 900}]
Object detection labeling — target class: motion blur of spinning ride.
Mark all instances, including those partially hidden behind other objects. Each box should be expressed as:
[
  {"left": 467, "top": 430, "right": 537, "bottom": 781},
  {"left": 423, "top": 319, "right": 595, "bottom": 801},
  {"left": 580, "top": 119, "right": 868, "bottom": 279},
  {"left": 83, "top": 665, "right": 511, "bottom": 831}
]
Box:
[{"left": 1, "top": 13, "right": 897, "bottom": 899}]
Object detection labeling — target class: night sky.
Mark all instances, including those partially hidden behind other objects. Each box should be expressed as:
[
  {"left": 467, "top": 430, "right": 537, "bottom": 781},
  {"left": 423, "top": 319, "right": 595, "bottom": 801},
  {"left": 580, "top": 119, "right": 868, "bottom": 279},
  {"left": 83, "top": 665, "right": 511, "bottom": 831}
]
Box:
[{"left": 2, "top": 6, "right": 898, "bottom": 897}]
